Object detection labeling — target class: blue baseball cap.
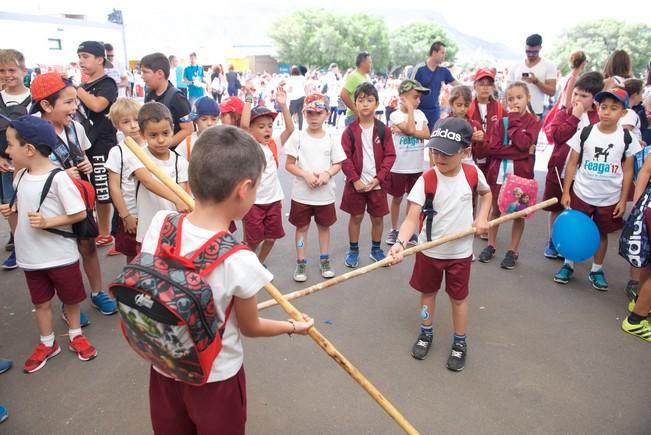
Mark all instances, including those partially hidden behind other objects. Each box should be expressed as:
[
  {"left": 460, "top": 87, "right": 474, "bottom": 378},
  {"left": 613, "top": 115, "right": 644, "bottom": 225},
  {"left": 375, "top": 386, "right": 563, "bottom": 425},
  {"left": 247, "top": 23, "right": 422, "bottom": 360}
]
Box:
[
  {"left": 0, "top": 114, "right": 57, "bottom": 153},
  {"left": 594, "top": 88, "right": 629, "bottom": 108},
  {"left": 190, "top": 97, "right": 220, "bottom": 121}
]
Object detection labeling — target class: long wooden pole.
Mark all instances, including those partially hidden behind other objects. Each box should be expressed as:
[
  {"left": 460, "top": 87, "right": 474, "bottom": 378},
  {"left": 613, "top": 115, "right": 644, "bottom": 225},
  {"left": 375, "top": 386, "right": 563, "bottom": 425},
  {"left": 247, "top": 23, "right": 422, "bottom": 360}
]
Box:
[
  {"left": 258, "top": 198, "right": 558, "bottom": 311},
  {"left": 123, "top": 137, "right": 420, "bottom": 434}
]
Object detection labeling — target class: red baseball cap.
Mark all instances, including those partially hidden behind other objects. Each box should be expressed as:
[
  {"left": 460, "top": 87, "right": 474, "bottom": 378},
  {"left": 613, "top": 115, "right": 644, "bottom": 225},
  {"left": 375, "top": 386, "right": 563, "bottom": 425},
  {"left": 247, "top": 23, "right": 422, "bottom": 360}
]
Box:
[
  {"left": 474, "top": 68, "right": 496, "bottom": 82},
  {"left": 220, "top": 97, "right": 244, "bottom": 115},
  {"left": 30, "top": 72, "right": 67, "bottom": 103}
]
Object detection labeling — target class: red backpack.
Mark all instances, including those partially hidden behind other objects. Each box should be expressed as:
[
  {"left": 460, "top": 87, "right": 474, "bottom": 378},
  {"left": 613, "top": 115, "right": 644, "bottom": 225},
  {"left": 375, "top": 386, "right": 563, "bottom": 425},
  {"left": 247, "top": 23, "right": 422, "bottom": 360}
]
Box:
[
  {"left": 110, "top": 213, "right": 248, "bottom": 385},
  {"left": 419, "top": 163, "right": 479, "bottom": 241}
]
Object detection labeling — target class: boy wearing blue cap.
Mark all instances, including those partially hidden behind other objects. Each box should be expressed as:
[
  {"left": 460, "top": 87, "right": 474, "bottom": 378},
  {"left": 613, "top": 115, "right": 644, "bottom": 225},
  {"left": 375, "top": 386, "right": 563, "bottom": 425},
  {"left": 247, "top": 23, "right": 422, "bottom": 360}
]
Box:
[
  {"left": 0, "top": 115, "right": 98, "bottom": 373},
  {"left": 177, "top": 96, "right": 220, "bottom": 160}
]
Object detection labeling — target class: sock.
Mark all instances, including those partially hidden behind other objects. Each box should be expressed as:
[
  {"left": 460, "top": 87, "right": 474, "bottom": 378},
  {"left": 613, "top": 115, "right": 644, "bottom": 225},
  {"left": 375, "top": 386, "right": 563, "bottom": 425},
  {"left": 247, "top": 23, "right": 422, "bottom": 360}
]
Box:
[
  {"left": 40, "top": 333, "right": 55, "bottom": 347},
  {"left": 297, "top": 259, "right": 306, "bottom": 264},
  {"left": 564, "top": 260, "right": 575, "bottom": 269},
  {"left": 590, "top": 263, "right": 603, "bottom": 273},
  {"left": 420, "top": 324, "right": 433, "bottom": 338},
  {"left": 69, "top": 328, "right": 82, "bottom": 341},
  {"left": 628, "top": 312, "right": 645, "bottom": 325},
  {"left": 91, "top": 292, "right": 100, "bottom": 297},
  {"left": 319, "top": 254, "right": 329, "bottom": 261},
  {"left": 349, "top": 242, "right": 359, "bottom": 251},
  {"left": 371, "top": 240, "right": 381, "bottom": 251},
  {"left": 453, "top": 334, "right": 467, "bottom": 345}
]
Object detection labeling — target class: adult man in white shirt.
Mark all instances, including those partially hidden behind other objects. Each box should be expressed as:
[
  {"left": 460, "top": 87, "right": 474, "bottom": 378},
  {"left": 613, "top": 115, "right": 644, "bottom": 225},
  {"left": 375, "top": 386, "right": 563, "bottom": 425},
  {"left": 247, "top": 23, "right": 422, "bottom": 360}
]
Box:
[
  {"left": 104, "top": 43, "right": 129, "bottom": 98},
  {"left": 507, "top": 34, "right": 557, "bottom": 118}
]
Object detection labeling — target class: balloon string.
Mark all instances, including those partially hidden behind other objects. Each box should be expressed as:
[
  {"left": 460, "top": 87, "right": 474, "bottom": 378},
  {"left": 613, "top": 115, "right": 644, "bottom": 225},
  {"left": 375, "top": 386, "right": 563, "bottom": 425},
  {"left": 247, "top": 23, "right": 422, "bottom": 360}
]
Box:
[{"left": 555, "top": 167, "right": 563, "bottom": 193}]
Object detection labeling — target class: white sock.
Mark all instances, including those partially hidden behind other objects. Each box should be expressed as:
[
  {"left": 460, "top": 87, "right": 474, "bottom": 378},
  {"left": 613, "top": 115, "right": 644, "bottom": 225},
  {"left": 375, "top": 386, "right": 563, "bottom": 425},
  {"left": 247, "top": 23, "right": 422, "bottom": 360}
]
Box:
[
  {"left": 40, "top": 333, "right": 55, "bottom": 347},
  {"left": 564, "top": 260, "right": 575, "bottom": 269},
  {"left": 69, "top": 328, "right": 82, "bottom": 341},
  {"left": 91, "top": 291, "right": 100, "bottom": 297},
  {"left": 591, "top": 263, "right": 603, "bottom": 273}
]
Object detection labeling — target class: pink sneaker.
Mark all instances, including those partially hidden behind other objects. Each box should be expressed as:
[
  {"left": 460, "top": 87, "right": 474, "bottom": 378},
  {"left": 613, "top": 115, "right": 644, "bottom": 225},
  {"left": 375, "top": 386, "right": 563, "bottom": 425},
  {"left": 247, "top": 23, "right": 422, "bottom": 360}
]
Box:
[
  {"left": 95, "top": 236, "right": 114, "bottom": 247},
  {"left": 24, "top": 341, "right": 61, "bottom": 373},
  {"left": 68, "top": 335, "right": 98, "bottom": 361}
]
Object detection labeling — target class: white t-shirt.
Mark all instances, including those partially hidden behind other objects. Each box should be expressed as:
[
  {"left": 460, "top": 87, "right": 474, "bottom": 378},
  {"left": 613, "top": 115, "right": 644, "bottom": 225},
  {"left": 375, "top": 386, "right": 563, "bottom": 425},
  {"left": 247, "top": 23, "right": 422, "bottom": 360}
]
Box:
[
  {"left": 106, "top": 60, "right": 128, "bottom": 97},
  {"left": 478, "top": 103, "right": 488, "bottom": 129},
  {"left": 13, "top": 169, "right": 85, "bottom": 270},
  {"left": 132, "top": 149, "right": 189, "bottom": 242},
  {"left": 360, "top": 125, "right": 380, "bottom": 190},
  {"left": 256, "top": 142, "right": 284, "bottom": 204},
  {"left": 175, "top": 132, "right": 198, "bottom": 161},
  {"left": 0, "top": 89, "right": 31, "bottom": 108},
  {"left": 284, "top": 130, "right": 347, "bottom": 205},
  {"left": 389, "top": 109, "right": 428, "bottom": 174},
  {"left": 507, "top": 59, "right": 557, "bottom": 114},
  {"left": 105, "top": 142, "right": 144, "bottom": 216},
  {"left": 620, "top": 109, "right": 642, "bottom": 142},
  {"left": 407, "top": 166, "right": 489, "bottom": 259},
  {"left": 287, "top": 75, "right": 306, "bottom": 101},
  {"left": 568, "top": 125, "right": 641, "bottom": 206},
  {"left": 49, "top": 121, "right": 92, "bottom": 169},
  {"left": 324, "top": 71, "right": 340, "bottom": 104},
  {"left": 141, "top": 210, "right": 273, "bottom": 382}
]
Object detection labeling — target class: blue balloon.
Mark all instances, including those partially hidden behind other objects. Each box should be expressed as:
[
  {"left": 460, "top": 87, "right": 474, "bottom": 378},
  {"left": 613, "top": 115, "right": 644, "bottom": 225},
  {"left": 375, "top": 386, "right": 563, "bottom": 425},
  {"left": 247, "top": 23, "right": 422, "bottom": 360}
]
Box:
[{"left": 551, "top": 209, "right": 600, "bottom": 262}]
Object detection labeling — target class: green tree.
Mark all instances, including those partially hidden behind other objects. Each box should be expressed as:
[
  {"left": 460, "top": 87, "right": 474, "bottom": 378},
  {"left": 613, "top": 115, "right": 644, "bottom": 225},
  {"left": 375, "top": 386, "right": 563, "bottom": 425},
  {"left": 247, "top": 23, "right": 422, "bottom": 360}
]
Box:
[
  {"left": 390, "top": 22, "right": 458, "bottom": 68},
  {"left": 550, "top": 18, "right": 651, "bottom": 77},
  {"left": 269, "top": 9, "right": 391, "bottom": 72}
]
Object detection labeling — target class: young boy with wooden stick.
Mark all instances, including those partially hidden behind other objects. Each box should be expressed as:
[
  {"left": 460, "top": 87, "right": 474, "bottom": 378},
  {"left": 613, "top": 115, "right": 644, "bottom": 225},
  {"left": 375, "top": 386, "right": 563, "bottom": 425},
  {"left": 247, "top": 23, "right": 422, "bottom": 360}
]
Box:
[{"left": 389, "top": 117, "right": 491, "bottom": 371}]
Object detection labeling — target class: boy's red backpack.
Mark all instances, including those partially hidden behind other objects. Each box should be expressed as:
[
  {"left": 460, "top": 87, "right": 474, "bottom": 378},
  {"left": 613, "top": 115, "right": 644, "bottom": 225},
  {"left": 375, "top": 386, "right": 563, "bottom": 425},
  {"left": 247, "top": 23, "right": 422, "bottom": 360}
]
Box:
[
  {"left": 110, "top": 213, "right": 248, "bottom": 385},
  {"left": 419, "top": 163, "right": 479, "bottom": 241}
]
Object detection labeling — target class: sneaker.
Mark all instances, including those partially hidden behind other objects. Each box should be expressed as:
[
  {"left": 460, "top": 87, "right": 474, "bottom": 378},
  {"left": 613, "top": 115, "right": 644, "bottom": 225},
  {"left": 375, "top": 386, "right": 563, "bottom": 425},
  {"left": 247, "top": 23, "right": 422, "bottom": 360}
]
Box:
[
  {"left": 385, "top": 229, "right": 399, "bottom": 246},
  {"left": 1, "top": 251, "right": 16, "bottom": 270},
  {"left": 588, "top": 270, "right": 609, "bottom": 291},
  {"left": 0, "top": 405, "right": 6, "bottom": 424},
  {"left": 0, "top": 359, "right": 12, "bottom": 374},
  {"left": 411, "top": 332, "right": 433, "bottom": 360},
  {"left": 293, "top": 262, "right": 307, "bottom": 282},
  {"left": 344, "top": 250, "right": 359, "bottom": 268},
  {"left": 61, "top": 305, "right": 91, "bottom": 328},
  {"left": 23, "top": 341, "right": 61, "bottom": 373},
  {"left": 625, "top": 280, "right": 640, "bottom": 301},
  {"left": 68, "top": 335, "right": 98, "bottom": 361},
  {"left": 95, "top": 235, "right": 114, "bottom": 247},
  {"left": 320, "top": 258, "right": 335, "bottom": 279},
  {"left": 621, "top": 318, "right": 651, "bottom": 342},
  {"left": 478, "top": 245, "right": 496, "bottom": 263},
  {"left": 107, "top": 246, "right": 120, "bottom": 256},
  {"left": 446, "top": 341, "right": 467, "bottom": 372},
  {"left": 544, "top": 239, "right": 559, "bottom": 259},
  {"left": 553, "top": 264, "right": 574, "bottom": 284},
  {"left": 408, "top": 234, "right": 419, "bottom": 246},
  {"left": 369, "top": 248, "right": 386, "bottom": 263},
  {"left": 91, "top": 291, "right": 118, "bottom": 315},
  {"left": 500, "top": 250, "right": 518, "bottom": 270}
]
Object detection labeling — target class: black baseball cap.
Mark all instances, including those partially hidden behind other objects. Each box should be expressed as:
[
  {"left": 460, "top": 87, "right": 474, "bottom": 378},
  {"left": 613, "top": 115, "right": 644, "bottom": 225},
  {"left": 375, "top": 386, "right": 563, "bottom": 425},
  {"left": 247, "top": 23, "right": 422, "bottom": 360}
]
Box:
[
  {"left": 77, "top": 41, "right": 113, "bottom": 68},
  {"left": 0, "top": 115, "right": 57, "bottom": 153},
  {"left": 426, "top": 117, "right": 473, "bottom": 155},
  {"left": 250, "top": 106, "right": 278, "bottom": 123}
]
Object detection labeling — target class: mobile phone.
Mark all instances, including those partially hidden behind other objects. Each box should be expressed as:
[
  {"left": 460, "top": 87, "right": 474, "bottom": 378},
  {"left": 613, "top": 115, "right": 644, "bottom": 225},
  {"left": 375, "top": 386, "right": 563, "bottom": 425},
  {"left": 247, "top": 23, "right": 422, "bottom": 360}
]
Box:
[{"left": 522, "top": 72, "right": 530, "bottom": 78}]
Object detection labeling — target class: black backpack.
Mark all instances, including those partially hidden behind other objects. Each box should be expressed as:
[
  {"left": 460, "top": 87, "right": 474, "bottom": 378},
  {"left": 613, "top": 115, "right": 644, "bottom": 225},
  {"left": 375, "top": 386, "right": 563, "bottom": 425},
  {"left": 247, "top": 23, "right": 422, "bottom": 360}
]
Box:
[
  {"left": 0, "top": 94, "right": 32, "bottom": 158},
  {"left": 577, "top": 124, "right": 632, "bottom": 165}
]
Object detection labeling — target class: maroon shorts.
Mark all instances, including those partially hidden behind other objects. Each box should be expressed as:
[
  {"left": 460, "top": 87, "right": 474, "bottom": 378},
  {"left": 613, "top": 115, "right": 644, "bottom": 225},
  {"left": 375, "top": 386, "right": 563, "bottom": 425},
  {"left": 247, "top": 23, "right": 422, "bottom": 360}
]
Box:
[
  {"left": 409, "top": 253, "right": 472, "bottom": 301},
  {"left": 340, "top": 183, "right": 389, "bottom": 217},
  {"left": 242, "top": 201, "right": 285, "bottom": 245},
  {"left": 387, "top": 172, "right": 421, "bottom": 197},
  {"left": 149, "top": 366, "right": 247, "bottom": 435},
  {"left": 542, "top": 178, "right": 564, "bottom": 213},
  {"left": 570, "top": 190, "right": 623, "bottom": 235},
  {"left": 289, "top": 200, "right": 337, "bottom": 228},
  {"left": 114, "top": 218, "right": 138, "bottom": 258},
  {"left": 24, "top": 262, "right": 87, "bottom": 306}
]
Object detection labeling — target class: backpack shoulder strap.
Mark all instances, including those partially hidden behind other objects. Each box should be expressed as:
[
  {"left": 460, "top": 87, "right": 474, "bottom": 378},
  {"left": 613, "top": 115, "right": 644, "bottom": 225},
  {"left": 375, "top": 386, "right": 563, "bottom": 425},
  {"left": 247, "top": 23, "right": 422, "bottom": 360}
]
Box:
[
  {"left": 623, "top": 129, "right": 632, "bottom": 160},
  {"left": 37, "top": 169, "right": 65, "bottom": 212},
  {"left": 9, "top": 169, "right": 27, "bottom": 208},
  {"left": 578, "top": 124, "right": 593, "bottom": 165},
  {"left": 347, "top": 127, "right": 355, "bottom": 155},
  {"left": 374, "top": 118, "right": 386, "bottom": 148},
  {"left": 502, "top": 116, "right": 509, "bottom": 144},
  {"left": 268, "top": 139, "right": 279, "bottom": 168},
  {"left": 461, "top": 162, "right": 479, "bottom": 192},
  {"left": 0, "top": 93, "right": 5, "bottom": 109},
  {"left": 467, "top": 100, "right": 476, "bottom": 121},
  {"left": 421, "top": 168, "right": 438, "bottom": 242},
  {"left": 495, "top": 101, "right": 503, "bottom": 120}
]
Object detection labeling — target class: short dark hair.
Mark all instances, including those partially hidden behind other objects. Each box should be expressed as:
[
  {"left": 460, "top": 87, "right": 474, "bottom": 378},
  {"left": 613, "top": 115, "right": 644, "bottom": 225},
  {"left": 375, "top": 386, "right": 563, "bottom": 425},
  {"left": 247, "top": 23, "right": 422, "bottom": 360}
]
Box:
[
  {"left": 574, "top": 71, "right": 604, "bottom": 96},
  {"left": 290, "top": 65, "right": 300, "bottom": 76},
  {"left": 353, "top": 82, "right": 379, "bottom": 102},
  {"left": 138, "top": 102, "right": 173, "bottom": 131},
  {"left": 189, "top": 52, "right": 197, "bottom": 57},
  {"left": 526, "top": 34, "right": 543, "bottom": 46},
  {"left": 429, "top": 41, "right": 446, "bottom": 56},
  {"left": 168, "top": 55, "right": 177, "bottom": 62},
  {"left": 189, "top": 126, "right": 266, "bottom": 203},
  {"left": 104, "top": 43, "right": 114, "bottom": 52},
  {"left": 140, "top": 52, "right": 170, "bottom": 79},
  {"left": 624, "top": 78, "right": 644, "bottom": 96},
  {"left": 355, "top": 51, "right": 370, "bottom": 67}
]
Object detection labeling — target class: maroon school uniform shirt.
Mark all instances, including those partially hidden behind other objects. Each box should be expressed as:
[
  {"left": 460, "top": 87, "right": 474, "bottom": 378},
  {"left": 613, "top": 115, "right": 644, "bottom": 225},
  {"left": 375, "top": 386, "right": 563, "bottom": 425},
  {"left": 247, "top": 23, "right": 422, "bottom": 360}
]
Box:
[{"left": 341, "top": 119, "right": 396, "bottom": 188}]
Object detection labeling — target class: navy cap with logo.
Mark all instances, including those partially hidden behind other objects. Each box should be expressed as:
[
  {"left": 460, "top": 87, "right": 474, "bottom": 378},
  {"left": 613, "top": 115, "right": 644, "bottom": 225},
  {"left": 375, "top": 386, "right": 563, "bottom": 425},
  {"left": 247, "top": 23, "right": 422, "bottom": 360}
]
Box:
[
  {"left": 189, "top": 96, "right": 220, "bottom": 121},
  {"left": 426, "top": 117, "right": 473, "bottom": 155},
  {"left": 250, "top": 106, "right": 278, "bottom": 123},
  {"left": 77, "top": 41, "right": 113, "bottom": 68},
  {"left": 0, "top": 114, "right": 57, "bottom": 153}
]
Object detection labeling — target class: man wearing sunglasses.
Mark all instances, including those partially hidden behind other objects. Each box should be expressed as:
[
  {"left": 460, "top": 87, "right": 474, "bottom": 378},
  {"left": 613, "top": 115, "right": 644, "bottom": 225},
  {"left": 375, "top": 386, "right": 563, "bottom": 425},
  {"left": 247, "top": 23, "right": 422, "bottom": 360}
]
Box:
[{"left": 507, "top": 34, "right": 557, "bottom": 118}]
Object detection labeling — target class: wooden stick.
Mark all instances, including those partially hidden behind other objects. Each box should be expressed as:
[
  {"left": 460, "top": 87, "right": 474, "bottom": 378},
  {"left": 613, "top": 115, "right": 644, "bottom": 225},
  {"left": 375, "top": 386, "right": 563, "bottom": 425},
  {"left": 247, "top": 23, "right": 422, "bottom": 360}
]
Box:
[
  {"left": 124, "top": 136, "right": 420, "bottom": 434},
  {"left": 258, "top": 198, "right": 558, "bottom": 311}
]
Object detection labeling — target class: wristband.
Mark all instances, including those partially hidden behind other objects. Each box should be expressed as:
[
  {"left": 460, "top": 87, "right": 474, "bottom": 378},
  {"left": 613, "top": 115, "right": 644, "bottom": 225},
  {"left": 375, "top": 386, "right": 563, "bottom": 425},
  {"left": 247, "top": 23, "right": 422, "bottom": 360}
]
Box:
[
  {"left": 397, "top": 240, "right": 406, "bottom": 249},
  {"left": 287, "top": 319, "right": 295, "bottom": 337},
  {"left": 120, "top": 213, "right": 130, "bottom": 220},
  {"left": 244, "top": 95, "right": 253, "bottom": 104}
]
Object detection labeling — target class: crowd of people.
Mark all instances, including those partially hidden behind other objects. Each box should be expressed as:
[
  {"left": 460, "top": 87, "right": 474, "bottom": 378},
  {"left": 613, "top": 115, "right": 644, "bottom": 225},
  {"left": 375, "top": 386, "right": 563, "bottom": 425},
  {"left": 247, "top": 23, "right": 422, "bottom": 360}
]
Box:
[{"left": 0, "top": 32, "right": 650, "bottom": 432}]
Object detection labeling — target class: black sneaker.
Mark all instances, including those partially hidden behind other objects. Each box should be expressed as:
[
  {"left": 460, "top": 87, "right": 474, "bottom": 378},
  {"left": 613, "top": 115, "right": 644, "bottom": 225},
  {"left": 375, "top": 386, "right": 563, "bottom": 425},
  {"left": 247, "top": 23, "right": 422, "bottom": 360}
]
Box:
[
  {"left": 478, "top": 245, "right": 496, "bottom": 263},
  {"left": 446, "top": 341, "right": 467, "bottom": 372},
  {"left": 500, "top": 250, "right": 518, "bottom": 270},
  {"left": 411, "top": 332, "right": 433, "bottom": 360}
]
